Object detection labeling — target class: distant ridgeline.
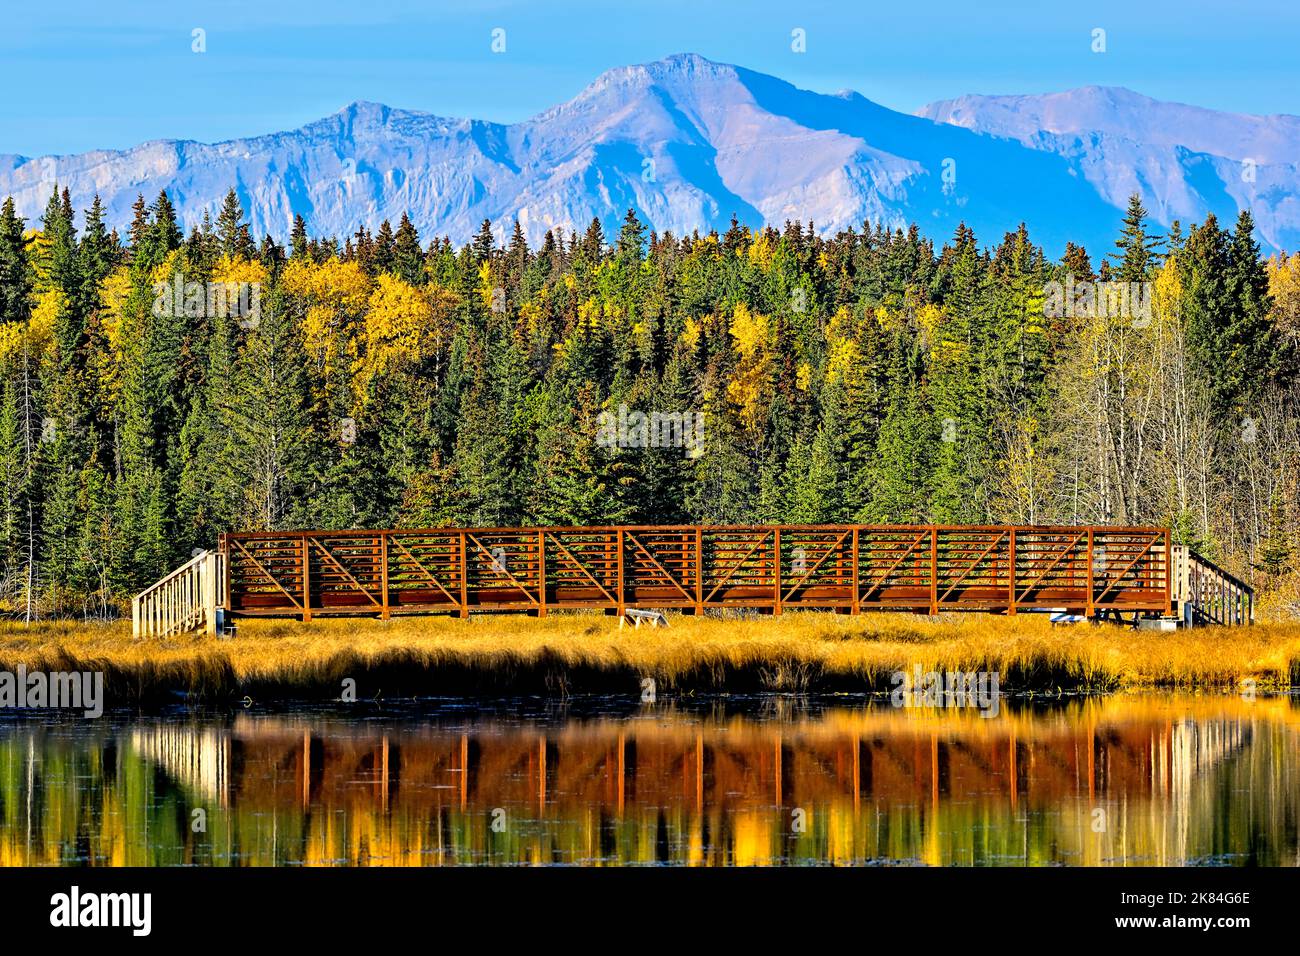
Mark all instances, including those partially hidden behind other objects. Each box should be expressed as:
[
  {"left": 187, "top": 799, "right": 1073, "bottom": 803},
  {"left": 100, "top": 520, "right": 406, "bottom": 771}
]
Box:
[{"left": 0, "top": 186, "right": 1296, "bottom": 616}]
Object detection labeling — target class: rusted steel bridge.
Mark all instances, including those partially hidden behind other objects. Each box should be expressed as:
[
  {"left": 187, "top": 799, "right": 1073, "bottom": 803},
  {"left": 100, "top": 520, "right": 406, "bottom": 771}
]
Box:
[{"left": 213, "top": 524, "right": 1185, "bottom": 622}]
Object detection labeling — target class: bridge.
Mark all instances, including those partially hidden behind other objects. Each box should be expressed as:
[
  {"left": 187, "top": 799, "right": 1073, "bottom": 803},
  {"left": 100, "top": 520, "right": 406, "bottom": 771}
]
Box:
[{"left": 132, "top": 524, "right": 1253, "bottom": 637}]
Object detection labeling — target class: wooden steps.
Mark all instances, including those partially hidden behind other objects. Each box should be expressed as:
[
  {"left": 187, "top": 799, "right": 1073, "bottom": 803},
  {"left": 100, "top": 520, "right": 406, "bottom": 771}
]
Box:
[{"left": 132, "top": 550, "right": 225, "bottom": 638}]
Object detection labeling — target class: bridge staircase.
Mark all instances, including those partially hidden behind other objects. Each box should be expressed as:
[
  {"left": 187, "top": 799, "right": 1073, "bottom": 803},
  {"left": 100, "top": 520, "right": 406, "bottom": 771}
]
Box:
[
  {"left": 132, "top": 550, "right": 225, "bottom": 638},
  {"left": 1171, "top": 545, "right": 1253, "bottom": 627}
]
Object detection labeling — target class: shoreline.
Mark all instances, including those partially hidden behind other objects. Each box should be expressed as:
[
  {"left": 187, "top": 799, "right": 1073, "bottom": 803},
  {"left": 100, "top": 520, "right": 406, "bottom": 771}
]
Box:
[{"left": 1, "top": 613, "right": 1297, "bottom": 705}]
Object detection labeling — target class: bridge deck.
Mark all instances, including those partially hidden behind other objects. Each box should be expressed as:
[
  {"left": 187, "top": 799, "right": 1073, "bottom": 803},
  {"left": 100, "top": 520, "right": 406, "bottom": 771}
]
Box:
[{"left": 218, "top": 524, "right": 1172, "bottom": 620}]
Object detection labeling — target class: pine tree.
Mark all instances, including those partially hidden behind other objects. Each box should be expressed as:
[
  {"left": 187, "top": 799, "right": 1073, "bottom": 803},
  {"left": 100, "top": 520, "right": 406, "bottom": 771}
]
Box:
[
  {"left": 216, "top": 188, "right": 254, "bottom": 260},
  {"left": 615, "top": 209, "right": 646, "bottom": 263},
  {"left": 0, "top": 378, "right": 26, "bottom": 603},
  {"left": 140, "top": 191, "right": 182, "bottom": 267},
  {"left": 290, "top": 214, "right": 310, "bottom": 260},
  {"left": 528, "top": 384, "right": 633, "bottom": 525},
  {"left": 0, "top": 199, "right": 32, "bottom": 326},
  {"left": 223, "top": 287, "right": 312, "bottom": 529},
  {"left": 1220, "top": 210, "right": 1284, "bottom": 407},
  {"left": 41, "top": 188, "right": 83, "bottom": 365},
  {"left": 863, "top": 331, "right": 935, "bottom": 522},
  {"left": 373, "top": 220, "right": 396, "bottom": 275},
  {"left": 393, "top": 213, "right": 424, "bottom": 286},
  {"left": 78, "top": 196, "right": 116, "bottom": 313},
  {"left": 470, "top": 219, "right": 496, "bottom": 265},
  {"left": 127, "top": 194, "right": 151, "bottom": 257},
  {"left": 929, "top": 224, "right": 991, "bottom": 520},
  {"left": 1111, "top": 193, "right": 1163, "bottom": 281}
]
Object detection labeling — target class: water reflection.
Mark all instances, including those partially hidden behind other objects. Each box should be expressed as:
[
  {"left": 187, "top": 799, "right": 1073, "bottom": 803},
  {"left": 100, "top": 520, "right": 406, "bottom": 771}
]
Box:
[{"left": 1, "top": 693, "right": 1297, "bottom": 866}]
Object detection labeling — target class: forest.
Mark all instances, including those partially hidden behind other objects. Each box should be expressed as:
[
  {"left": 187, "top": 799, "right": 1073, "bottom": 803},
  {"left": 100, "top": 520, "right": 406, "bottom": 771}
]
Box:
[{"left": 0, "top": 187, "right": 1296, "bottom": 617}]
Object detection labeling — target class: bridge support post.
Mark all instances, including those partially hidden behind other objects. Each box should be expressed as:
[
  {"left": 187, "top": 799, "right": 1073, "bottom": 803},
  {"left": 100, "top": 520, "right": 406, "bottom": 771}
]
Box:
[
  {"left": 301, "top": 536, "right": 312, "bottom": 623},
  {"left": 379, "top": 532, "right": 390, "bottom": 620},
  {"left": 458, "top": 531, "right": 469, "bottom": 619},
  {"left": 1170, "top": 528, "right": 1180, "bottom": 616},
  {"left": 694, "top": 527, "right": 704, "bottom": 616},
  {"left": 1007, "top": 529, "right": 1017, "bottom": 615},
  {"left": 773, "top": 527, "right": 782, "bottom": 616},
  {"left": 616, "top": 528, "right": 625, "bottom": 616},
  {"left": 537, "top": 530, "right": 547, "bottom": 617},
  {"left": 204, "top": 551, "right": 219, "bottom": 636},
  {"left": 851, "top": 528, "right": 860, "bottom": 615},
  {"left": 1085, "top": 529, "right": 1095, "bottom": 618},
  {"left": 928, "top": 527, "right": 938, "bottom": 616}
]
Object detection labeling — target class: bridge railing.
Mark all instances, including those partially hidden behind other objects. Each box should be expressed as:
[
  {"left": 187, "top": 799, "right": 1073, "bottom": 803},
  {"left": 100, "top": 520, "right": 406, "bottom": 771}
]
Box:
[
  {"left": 1172, "top": 545, "right": 1254, "bottom": 626},
  {"left": 218, "top": 525, "right": 1172, "bottom": 620},
  {"left": 133, "top": 549, "right": 225, "bottom": 638}
]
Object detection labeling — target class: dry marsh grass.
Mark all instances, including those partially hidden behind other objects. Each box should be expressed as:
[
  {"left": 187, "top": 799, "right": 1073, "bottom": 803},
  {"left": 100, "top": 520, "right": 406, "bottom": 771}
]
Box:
[{"left": 0, "top": 611, "right": 1297, "bottom": 702}]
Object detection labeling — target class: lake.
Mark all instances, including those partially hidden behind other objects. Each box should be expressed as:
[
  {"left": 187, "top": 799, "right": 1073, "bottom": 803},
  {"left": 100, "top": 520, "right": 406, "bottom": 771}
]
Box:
[{"left": 1, "top": 692, "right": 1295, "bottom": 866}]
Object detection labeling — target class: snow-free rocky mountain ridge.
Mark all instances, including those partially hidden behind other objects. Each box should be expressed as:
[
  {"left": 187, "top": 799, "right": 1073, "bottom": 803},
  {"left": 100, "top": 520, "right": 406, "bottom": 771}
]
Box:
[{"left": 2, "top": 54, "right": 1295, "bottom": 255}]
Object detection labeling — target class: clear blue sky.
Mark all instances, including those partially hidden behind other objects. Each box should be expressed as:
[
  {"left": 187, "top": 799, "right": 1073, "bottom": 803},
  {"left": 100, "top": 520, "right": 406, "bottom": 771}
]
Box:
[{"left": 3, "top": 0, "right": 1296, "bottom": 157}]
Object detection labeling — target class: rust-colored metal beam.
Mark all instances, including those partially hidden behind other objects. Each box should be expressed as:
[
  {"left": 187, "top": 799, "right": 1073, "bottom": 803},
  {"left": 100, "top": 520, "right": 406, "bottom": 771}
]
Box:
[
  {"left": 858, "top": 530, "right": 928, "bottom": 603},
  {"left": 702, "top": 530, "right": 773, "bottom": 603},
  {"left": 625, "top": 532, "right": 694, "bottom": 603},
  {"left": 1092, "top": 532, "right": 1165, "bottom": 605},
  {"left": 544, "top": 531, "right": 616, "bottom": 604},
  {"left": 781, "top": 528, "right": 851, "bottom": 603},
  {"left": 388, "top": 535, "right": 461, "bottom": 607},
  {"left": 936, "top": 531, "right": 1006, "bottom": 605},
  {"left": 308, "top": 536, "right": 383, "bottom": 608}
]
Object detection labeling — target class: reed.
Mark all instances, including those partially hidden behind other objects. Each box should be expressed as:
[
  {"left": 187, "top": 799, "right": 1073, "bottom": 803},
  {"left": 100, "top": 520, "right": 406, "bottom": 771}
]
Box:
[{"left": 1, "top": 612, "right": 1297, "bottom": 702}]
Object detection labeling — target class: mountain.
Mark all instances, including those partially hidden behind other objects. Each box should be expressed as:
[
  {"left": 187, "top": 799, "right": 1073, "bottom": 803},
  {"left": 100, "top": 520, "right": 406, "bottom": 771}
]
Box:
[
  {"left": 919, "top": 86, "right": 1300, "bottom": 253},
  {"left": 1, "top": 55, "right": 1295, "bottom": 256}
]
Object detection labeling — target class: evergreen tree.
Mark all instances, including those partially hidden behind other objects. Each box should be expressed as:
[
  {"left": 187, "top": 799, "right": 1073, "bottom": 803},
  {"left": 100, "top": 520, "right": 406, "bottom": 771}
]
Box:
[
  {"left": 1220, "top": 210, "right": 1284, "bottom": 407},
  {"left": 290, "top": 214, "right": 310, "bottom": 260},
  {"left": 393, "top": 213, "right": 424, "bottom": 286},
  {"left": 0, "top": 199, "right": 32, "bottom": 325},
  {"left": 224, "top": 288, "right": 312, "bottom": 529},
  {"left": 216, "top": 188, "right": 254, "bottom": 260},
  {"left": 373, "top": 219, "right": 396, "bottom": 275},
  {"left": 1111, "top": 193, "right": 1163, "bottom": 281},
  {"left": 863, "top": 331, "right": 935, "bottom": 522}
]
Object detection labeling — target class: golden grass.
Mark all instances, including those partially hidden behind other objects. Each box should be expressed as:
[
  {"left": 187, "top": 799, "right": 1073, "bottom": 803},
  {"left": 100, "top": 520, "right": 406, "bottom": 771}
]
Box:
[{"left": 1, "top": 610, "right": 1298, "bottom": 701}]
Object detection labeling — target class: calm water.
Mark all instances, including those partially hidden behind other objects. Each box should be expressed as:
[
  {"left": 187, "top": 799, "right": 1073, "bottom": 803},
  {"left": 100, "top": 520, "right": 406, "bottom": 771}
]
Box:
[{"left": 1, "top": 692, "right": 1297, "bottom": 866}]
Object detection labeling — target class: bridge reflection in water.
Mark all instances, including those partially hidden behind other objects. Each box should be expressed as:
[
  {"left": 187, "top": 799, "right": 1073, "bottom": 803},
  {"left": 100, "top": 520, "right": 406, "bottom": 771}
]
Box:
[{"left": 1, "top": 695, "right": 1296, "bottom": 866}]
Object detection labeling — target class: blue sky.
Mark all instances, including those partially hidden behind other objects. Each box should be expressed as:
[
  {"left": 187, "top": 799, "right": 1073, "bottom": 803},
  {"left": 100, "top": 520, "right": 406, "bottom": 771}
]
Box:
[{"left": 3, "top": 0, "right": 1297, "bottom": 157}]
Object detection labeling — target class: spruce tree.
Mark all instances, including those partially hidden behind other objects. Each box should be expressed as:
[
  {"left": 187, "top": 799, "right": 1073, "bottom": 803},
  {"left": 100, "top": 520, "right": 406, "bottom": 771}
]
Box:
[
  {"left": 0, "top": 199, "right": 32, "bottom": 326},
  {"left": 1220, "top": 210, "right": 1284, "bottom": 407},
  {"left": 290, "top": 214, "right": 310, "bottom": 260},
  {"left": 393, "top": 213, "right": 424, "bottom": 286},
  {"left": 1111, "top": 193, "right": 1163, "bottom": 281},
  {"left": 216, "top": 188, "right": 254, "bottom": 260}
]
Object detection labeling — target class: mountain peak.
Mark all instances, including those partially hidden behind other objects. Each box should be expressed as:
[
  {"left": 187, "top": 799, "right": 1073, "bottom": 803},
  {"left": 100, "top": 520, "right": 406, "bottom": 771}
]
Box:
[
  {"left": 338, "top": 99, "right": 392, "bottom": 115},
  {"left": 919, "top": 84, "right": 1300, "bottom": 163},
  {"left": 569, "top": 53, "right": 739, "bottom": 100},
  {"left": 599, "top": 52, "right": 734, "bottom": 82},
  {"left": 331, "top": 99, "right": 436, "bottom": 125},
  {"left": 1, "top": 57, "right": 1295, "bottom": 257}
]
